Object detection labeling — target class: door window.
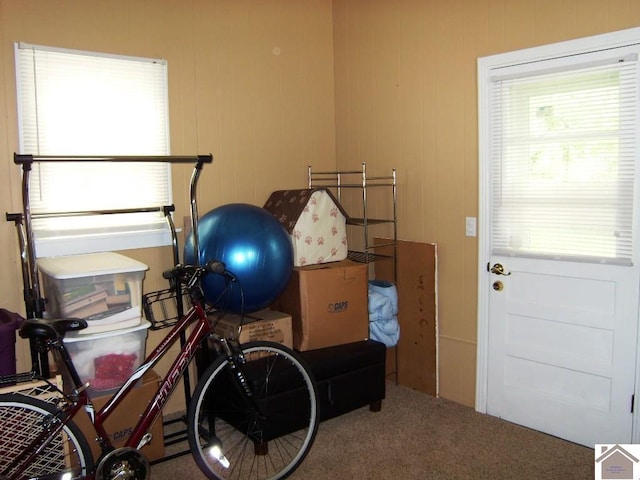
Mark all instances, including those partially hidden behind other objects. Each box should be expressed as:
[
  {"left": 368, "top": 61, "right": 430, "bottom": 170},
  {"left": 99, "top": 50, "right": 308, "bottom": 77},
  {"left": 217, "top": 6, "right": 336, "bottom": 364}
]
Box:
[{"left": 490, "top": 58, "right": 638, "bottom": 264}]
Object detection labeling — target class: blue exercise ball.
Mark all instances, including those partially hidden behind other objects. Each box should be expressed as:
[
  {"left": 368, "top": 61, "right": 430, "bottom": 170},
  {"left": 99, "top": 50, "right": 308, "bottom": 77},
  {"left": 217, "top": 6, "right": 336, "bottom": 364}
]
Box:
[{"left": 184, "top": 203, "right": 293, "bottom": 314}]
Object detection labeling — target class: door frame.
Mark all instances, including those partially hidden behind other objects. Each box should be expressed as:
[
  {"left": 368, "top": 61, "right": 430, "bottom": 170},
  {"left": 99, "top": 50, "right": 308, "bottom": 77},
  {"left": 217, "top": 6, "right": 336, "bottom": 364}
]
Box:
[{"left": 475, "top": 26, "right": 640, "bottom": 442}]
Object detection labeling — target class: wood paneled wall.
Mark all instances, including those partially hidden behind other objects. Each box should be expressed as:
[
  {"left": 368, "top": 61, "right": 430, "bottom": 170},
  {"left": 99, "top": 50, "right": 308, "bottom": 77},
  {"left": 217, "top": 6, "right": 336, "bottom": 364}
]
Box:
[
  {"left": 1, "top": 0, "right": 640, "bottom": 414},
  {"left": 0, "top": 0, "right": 335, "bottom": 414},
  {"left": 332, "top": 0, "right": 640, "bottom": 406}
]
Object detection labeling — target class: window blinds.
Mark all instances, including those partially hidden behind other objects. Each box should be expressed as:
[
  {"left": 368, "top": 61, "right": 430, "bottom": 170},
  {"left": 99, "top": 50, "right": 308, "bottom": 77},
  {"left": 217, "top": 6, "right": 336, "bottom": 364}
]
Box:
[
  {"left": 490, "top": 58, "right": 638, "bottom": 264},
  {"left": 15, "top": 43, "right": 171, "bottom": 255}
]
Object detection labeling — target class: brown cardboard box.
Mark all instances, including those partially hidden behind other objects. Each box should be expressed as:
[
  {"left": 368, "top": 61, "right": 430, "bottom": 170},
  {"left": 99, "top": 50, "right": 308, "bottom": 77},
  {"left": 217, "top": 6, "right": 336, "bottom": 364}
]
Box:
[
  {"left": 273, "top": 260, "right": 369, "bottom": 351},
  {"left": 214, "top": 309, "right": 293, "bottom": 348},
  {"left": 74, "top": 370, "right": 164, "bottom": 462}
]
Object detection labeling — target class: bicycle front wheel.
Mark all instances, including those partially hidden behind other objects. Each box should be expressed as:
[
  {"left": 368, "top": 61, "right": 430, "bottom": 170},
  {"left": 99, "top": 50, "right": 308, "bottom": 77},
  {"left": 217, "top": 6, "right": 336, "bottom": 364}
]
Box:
[
  {"left": 188, "top": 341, "right": 319, "bottom": 480},
  {"left": 0, "top": 393, "right": 93, "bottom": 480}
]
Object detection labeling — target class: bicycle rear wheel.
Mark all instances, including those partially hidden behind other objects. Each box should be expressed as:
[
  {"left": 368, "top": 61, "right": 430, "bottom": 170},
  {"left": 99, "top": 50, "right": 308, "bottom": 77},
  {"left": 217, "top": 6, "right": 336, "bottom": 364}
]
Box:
[
  {"left": 0, "top": 393, "right": 93, "bottom": 480},
  {"left": 188, "top": 341, "right": 319, "bottom": 480}
]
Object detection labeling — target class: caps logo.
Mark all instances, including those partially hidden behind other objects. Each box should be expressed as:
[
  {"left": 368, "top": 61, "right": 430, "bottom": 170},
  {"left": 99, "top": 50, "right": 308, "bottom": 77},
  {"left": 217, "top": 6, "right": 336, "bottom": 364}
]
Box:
[{"left": 328, "top": 301, "right": 349, "bottom": 313}]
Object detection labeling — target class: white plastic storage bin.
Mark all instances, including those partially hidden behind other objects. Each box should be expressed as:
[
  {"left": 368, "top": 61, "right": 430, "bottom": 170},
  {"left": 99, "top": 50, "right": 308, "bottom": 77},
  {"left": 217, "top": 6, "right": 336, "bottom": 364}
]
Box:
[
  {"left": 38, "top": 253, "right": 148, "bottom": 329},
  {"left": 63, "top": 321, "right": 150, "bottom": 393}
]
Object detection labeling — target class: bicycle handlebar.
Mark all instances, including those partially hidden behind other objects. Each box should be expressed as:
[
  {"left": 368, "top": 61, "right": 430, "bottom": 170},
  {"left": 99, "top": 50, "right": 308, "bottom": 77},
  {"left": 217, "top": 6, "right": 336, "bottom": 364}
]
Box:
[{"left": 162, "top": 259, "right": 227, "bottom": 282}]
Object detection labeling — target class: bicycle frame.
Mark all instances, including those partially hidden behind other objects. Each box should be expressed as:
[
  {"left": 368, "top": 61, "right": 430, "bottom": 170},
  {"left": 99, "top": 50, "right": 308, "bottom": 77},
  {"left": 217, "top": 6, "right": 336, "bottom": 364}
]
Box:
[
  {"left": 5, "top": 153, "right": 246, "bottom": 478},
  {"left": 7, "top": 267, "right": 321, "bottom": 480},
  {"left": 54, "top": 299, "right": 213, "bottom": 468},
  {"left": 103, "top": 304, "right": 211, "bottom": 451}
]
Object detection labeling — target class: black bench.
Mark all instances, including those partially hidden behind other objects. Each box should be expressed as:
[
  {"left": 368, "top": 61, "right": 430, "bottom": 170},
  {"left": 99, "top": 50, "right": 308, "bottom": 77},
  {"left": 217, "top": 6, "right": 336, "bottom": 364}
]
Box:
[
  {"left": 201, "top": 339, "right": 386, "bottom": 441},
  {"left": 301, "top": 339, "right": 386, "bottom": 421}
]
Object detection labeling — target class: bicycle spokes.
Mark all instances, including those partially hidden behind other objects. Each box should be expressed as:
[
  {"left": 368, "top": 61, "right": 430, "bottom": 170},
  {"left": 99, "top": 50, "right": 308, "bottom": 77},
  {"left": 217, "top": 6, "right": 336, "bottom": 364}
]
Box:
[{"left": 187, "top": 342, "right": 319, "bottom": 480}]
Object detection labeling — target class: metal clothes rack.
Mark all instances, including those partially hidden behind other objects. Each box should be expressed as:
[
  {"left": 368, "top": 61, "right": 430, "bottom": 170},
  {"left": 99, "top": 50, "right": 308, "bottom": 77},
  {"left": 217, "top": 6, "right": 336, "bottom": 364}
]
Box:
[{"left": 7, "top": 153, "right": 212, "bottom": 461}]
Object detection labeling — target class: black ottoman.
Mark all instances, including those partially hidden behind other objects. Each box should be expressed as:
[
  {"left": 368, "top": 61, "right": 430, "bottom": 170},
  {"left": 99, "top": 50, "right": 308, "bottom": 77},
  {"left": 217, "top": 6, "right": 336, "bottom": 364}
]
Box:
[
  {"left": 300, "top": 339, "right": 386, "bottom": 421},
  {"left": 201, "top": 339, "right": 386, "bottom": 441}
]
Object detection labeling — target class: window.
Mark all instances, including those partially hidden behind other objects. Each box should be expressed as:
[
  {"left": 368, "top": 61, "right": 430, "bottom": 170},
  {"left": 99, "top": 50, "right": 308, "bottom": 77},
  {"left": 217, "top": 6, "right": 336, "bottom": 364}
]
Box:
[
  {"left": 489, "top": 52, "right": 638, "bottom": 264},
  {"left": 15, "top": 42, "right": 172, "bottom": 258}
]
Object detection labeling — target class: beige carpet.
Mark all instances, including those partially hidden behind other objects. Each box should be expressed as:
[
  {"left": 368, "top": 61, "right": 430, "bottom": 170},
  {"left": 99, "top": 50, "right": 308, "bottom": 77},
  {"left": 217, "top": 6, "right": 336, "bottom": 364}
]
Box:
[{"left": 151, "top": 382, "right": 593, "bottom": 479}]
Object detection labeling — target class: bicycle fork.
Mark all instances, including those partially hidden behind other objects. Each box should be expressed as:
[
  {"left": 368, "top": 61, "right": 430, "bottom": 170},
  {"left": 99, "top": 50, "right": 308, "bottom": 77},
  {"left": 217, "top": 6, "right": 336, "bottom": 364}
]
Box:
[
  {"left": 218, "top": 337, "right": 265, "bottom": 417},
  {"left": 218, "top": 338, "right": 278, "bottom": 456}
]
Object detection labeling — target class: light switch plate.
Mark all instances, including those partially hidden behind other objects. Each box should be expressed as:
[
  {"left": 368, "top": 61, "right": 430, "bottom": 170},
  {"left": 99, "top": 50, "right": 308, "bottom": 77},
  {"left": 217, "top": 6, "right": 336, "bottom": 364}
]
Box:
[{"left": 465, "top": 217, "right": 477, "bottom": 237}]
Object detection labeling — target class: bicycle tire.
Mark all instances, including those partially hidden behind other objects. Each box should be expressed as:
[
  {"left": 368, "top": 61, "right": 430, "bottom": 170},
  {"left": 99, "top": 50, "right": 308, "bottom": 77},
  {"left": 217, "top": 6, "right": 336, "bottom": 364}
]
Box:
[
  {"left": 0, "top": 393, "right": 93, "bottom": 480},
  {"left": 187, "top": 341, "right": 319, "bottom": 480}
]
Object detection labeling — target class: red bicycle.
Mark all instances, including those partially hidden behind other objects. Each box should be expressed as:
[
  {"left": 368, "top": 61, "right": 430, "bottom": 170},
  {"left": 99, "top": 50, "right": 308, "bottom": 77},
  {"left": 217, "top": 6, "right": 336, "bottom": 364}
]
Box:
[
  {"left": 0, "top": 155, "right": 319, "bottom": 480},
  {"left": 0, "top": 258, "right": 319, "bottom": 480}
]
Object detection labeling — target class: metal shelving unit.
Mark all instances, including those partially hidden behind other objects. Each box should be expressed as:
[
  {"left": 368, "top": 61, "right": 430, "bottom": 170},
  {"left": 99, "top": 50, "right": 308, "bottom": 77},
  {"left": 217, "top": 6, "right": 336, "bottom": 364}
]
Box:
[
  {"left": 308, "top": 163, "right": 399, "bottom": 383},
  {"left": 307, "top": 162, "right": 397, "bottom": 281}
]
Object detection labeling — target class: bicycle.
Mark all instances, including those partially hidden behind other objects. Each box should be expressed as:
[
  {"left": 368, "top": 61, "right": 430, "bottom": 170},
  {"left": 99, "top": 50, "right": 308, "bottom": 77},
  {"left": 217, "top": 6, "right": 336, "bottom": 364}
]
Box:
[
  {"left": 0, "top": 261, "right": 319, "bottom": 480},
  {"left": 0, "top": 258, "right": 319, "bottom": 480}
]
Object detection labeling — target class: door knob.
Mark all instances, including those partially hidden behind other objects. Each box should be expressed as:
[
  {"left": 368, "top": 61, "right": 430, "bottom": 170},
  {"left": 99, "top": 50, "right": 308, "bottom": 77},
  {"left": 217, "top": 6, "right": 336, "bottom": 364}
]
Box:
[
  {"left": 493, "top": 281, "right": 504, "bottom": 291},
  {"left": 490, "top": 263, "right": 511, "bottom": 276}
]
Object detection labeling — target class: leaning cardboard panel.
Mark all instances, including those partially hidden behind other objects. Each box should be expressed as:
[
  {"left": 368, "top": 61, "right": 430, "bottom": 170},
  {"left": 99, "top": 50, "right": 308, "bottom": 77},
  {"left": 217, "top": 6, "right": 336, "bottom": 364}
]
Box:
[
  {"left": 273, "top": 260, "right": 369, "bottom": 351},
  {"left": 375, "top": 239, "right": 437, "bottom": 396}
]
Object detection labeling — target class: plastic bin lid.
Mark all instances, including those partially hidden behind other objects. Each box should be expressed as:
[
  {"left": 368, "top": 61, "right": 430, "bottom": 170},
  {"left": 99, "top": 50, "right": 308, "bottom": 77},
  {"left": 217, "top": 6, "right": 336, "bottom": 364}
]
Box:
[
  {"left": 37, "top": 252, "right": 148, "bottom": 279},
  {"left": 63, "top": 320, "right": 150, "bottom": 343}
]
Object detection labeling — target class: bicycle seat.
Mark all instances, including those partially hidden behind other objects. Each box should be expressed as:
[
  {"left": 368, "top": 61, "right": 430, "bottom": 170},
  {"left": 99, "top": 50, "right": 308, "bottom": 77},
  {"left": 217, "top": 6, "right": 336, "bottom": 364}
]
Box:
[{"left": 19, "top": 317, "right": 88, "bottom": 340}]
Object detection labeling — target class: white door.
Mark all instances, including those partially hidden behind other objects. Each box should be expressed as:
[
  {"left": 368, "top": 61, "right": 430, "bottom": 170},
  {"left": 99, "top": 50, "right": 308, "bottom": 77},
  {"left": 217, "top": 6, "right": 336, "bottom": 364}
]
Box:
[
  {"left": 477, "top": 28, "right": 640, "bottom": 448},
  {"left": 486, "top": 256, "right": 638, "bottom": 446}
]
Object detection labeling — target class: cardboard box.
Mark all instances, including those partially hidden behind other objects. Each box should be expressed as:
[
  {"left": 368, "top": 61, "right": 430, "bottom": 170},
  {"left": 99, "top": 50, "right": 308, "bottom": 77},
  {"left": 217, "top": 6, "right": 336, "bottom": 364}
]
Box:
[
  {"left": 213, "top": 309, "right": 293, "bottom": 349},
  {"left": 74, "top": 370, "right": 164, "bottom": 462},
  {"left": 273, "top": 260, "right": 369, "bottom": 351}
]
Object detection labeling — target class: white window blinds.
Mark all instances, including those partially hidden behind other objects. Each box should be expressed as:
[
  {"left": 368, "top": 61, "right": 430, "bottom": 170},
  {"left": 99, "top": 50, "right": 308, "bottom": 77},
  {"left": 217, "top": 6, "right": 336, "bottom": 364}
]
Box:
[
  {"left": 490, "top": 57, "right": 638, "bottom": 265},
  {"left": 15, "top": 43, "right": 172, "bottom": 257}
]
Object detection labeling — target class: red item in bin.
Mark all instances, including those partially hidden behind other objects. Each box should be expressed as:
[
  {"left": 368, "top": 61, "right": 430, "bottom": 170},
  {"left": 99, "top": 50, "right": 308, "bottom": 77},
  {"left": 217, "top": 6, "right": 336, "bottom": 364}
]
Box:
[{"left": 92, "top": 353, "right": 137, "bottom": 390}]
